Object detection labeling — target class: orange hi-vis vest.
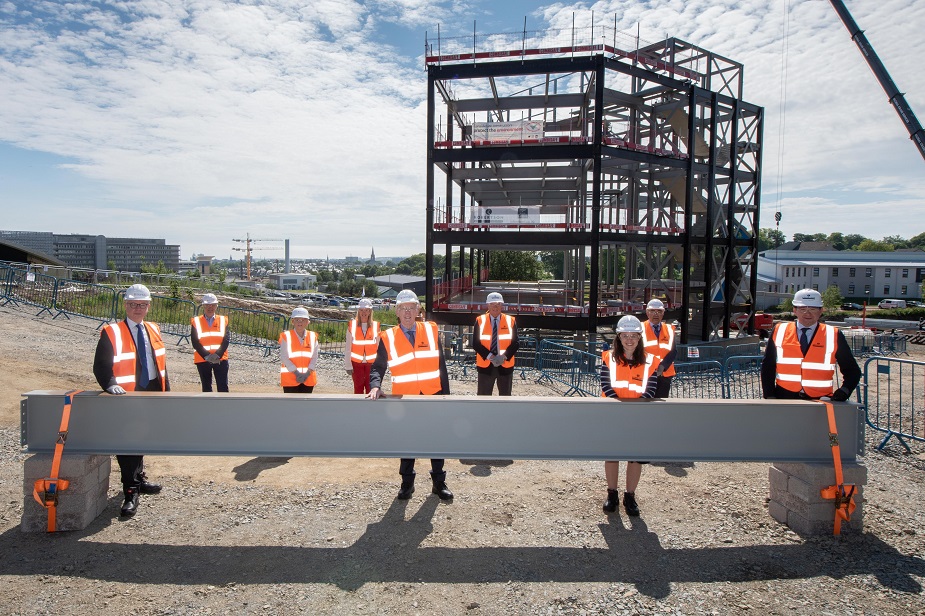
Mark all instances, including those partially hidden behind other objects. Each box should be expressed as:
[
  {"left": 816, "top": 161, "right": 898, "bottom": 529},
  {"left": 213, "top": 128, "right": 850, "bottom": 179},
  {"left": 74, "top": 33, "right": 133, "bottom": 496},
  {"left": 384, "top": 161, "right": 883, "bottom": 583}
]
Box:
[
  {"left": 349, "top": 319, "right": 380, "bottom": 364},
  {"left": 279, "top": 329, "right": 318, "bottom": 387},
  {"left": 601, "top": 349, "right": 658, "bottom": 399},
  {"left": 641, "top": 320, "right": 675, "bottom": 377},
  {"left": 382, "top": 322, "right": 442, "bottom": 395},
  {"left": 475, "top": 313, "right": 516, "bottom": 369},
  {"left": 773, "top": 322, "right": 837, "bottom": 398},
  {"left": 103, "top": 321, "right": 167, "bottom": 391},
  {"left": 191, "top": 314, "right": 229, "bottom": 363}
]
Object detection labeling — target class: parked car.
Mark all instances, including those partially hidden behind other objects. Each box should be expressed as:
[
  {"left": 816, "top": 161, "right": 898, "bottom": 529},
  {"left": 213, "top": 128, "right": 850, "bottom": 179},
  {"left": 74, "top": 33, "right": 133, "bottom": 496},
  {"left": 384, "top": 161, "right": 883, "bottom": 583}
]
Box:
[
  {"left": 878, "top": 299, "right": 907, "bottom": 309},
  {"left": 841, "top": 302, "right": 864, "bottom": 311},
  {"left": 907, "top": 300, "right": 925, "bottom": 308}
]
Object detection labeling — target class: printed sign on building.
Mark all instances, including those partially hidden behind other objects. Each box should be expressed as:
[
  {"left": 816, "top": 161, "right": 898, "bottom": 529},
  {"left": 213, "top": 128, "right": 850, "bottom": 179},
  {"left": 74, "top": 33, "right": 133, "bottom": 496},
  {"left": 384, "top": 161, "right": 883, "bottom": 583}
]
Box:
[
  {"left": 470, "top": 206, "right": 542, "bottom": 225},
  {"left": 469, "top": 120, "right": 545, "bottom": 142}
]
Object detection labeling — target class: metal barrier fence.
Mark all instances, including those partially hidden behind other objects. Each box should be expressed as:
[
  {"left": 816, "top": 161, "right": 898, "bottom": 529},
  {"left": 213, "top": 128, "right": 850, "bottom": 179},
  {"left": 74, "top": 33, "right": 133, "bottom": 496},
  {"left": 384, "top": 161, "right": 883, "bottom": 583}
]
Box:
[
  {"left": 0, "top": 264, "right": 12, "bottom": 302},
  {"left": 52, "top": 279, "right": 121, "bottom": 326},
  {"left": 670, "top": 361, "right": 725, "bottom": 398},
  {"left": 3, "top": 267, "right": 57, "bottom": 315},
  {"left": 214, "top": 305, "right": 288, "bottom": 356},
  {"left": 862, "top": 357, "right": 925, "bottom": 451},
  {"left": 846, "top": 331, "right": 910, "bottom": 359},
  {"left": 535, "top": 340, "right": 601, "bottom": 397},
  {"left": 723, "top": 355, "right": 765, "bottom": 399}
]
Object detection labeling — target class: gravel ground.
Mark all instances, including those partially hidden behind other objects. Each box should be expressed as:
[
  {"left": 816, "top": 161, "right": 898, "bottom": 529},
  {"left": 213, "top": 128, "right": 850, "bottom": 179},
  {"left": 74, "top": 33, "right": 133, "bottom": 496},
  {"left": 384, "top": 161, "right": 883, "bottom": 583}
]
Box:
[{"left": 1, "top": 304, "right": 924, "bottom": 615}]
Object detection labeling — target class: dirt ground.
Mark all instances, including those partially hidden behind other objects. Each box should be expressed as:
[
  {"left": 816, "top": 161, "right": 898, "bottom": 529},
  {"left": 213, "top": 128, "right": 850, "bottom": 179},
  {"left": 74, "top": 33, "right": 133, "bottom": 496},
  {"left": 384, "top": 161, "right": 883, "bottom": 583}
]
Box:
[{"left": 1, "top": 304, "right": 925, "bottom": 615}]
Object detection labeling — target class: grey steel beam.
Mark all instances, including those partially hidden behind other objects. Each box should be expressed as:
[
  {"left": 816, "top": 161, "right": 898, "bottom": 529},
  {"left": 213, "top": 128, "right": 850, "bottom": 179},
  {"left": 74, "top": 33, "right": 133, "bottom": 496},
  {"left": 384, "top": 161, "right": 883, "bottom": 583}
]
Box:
[{"left": 21, "top": 392, "right": 863, "bottom": 462}]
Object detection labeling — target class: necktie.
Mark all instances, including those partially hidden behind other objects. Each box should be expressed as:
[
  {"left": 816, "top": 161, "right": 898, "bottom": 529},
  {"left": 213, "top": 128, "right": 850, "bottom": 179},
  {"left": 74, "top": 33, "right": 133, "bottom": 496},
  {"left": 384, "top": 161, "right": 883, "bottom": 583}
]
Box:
[
  {"left": 653, "top": 323, "right": 661, "bottom": 338},
  {"left": 136, "top": 324, "right": 150, "bottom": 389},
  {"left": 490, "top": 318, "right": 499, "bottom": 355},
  {"left": 799, "top": 327, "right": 810, "bottom": 355}
]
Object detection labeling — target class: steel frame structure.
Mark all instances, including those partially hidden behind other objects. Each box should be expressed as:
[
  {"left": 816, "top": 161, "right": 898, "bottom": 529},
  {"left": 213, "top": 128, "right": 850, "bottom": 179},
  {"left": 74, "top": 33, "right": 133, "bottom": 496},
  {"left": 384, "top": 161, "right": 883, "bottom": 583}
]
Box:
[{"left": 425, "top": 37, "right": 763, "bottom": 342}]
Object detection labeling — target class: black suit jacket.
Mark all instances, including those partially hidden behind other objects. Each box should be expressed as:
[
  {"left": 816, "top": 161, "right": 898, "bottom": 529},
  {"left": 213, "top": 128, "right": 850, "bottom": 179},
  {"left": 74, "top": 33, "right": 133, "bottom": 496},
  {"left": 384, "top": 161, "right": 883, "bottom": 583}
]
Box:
[{"left": 93, "top": 321, "right": 170, "bottom": 391}]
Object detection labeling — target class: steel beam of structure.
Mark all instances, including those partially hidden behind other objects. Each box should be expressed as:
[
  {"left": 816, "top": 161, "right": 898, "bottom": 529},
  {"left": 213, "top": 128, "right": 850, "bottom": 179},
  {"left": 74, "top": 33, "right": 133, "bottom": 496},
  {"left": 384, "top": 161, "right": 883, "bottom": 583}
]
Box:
[{"left": 21, "top": 392, "right": 863, "bottom": 462}]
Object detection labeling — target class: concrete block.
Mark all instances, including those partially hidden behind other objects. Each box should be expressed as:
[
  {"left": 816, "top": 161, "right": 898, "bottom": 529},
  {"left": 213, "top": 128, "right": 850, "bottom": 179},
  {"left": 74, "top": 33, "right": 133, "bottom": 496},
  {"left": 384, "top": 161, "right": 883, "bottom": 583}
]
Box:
[
  {"left": 772, "top": 462, "right": 867, "bottom": 487},
  {"left": 768, "top": 499, "right": 789, "bottom": 525},
  {"left": 21, "top": 454, "right": 111, "bottom": 533},
  {"left": 768, "top": 466, "right": 789, "bottom": 495},
  {"left": 786, "top": 502, "right": 864, "bottom": 536}
]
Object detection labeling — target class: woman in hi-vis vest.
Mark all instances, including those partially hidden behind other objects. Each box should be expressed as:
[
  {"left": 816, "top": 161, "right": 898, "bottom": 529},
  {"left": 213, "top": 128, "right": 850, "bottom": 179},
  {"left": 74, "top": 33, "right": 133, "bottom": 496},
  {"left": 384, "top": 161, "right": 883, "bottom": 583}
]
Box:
[
  {"left": 279, "top": 306, "right": 318, "bottom": 393},
  {"left": 344, "top": 298, "right": 380, "bottom": 394},
  {"left": 599, "top": 315, "right": 660, "bottom": 517}
]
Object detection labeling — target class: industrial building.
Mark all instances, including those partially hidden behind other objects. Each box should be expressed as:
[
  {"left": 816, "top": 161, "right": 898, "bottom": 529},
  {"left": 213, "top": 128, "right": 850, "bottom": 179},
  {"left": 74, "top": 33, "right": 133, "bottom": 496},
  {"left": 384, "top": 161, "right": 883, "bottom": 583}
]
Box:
[{"left": 423, "top": 25, "right": 762, "bottom": 342}]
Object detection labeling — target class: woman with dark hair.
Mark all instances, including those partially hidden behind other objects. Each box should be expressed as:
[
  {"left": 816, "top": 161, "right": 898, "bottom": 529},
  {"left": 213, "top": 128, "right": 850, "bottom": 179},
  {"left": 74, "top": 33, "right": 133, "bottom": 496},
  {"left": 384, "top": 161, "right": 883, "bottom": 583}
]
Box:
[{"left": 600, "top": 315, "right": 660, "bottom": 516}]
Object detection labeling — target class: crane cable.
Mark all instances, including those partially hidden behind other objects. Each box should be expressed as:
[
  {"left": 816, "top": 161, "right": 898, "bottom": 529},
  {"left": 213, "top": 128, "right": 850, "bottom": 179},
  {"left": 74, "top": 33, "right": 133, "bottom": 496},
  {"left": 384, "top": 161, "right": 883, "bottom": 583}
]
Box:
[{"left": 772, "top": 0, "right": 793, "bottom": 298}]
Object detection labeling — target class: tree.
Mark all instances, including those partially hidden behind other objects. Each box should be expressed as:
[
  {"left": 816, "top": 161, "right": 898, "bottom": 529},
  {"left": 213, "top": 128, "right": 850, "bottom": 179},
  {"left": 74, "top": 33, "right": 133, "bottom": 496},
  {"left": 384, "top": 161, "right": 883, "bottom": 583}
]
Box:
[
  {"left": 793, "top": 233, "right": 827, "bottom": 243},
  {"left": 539, "top": 252, "right": 564, "bottom": 279},
  {"left": 856, "top": 239, "right": 894, "bottom": 252},
  {"left": 908, "top": 231, "right": 925, "bottom": 249},
  {"left": 842, "top": 234, "right": 867, "bottom": 250},
  {"left": 488, "top": 251, "right": 542, "bottom": 281},
  {"left": 821, "top": 285, "right": 843, "bottom": 309},
  {"left": 758, "top": 228, "right": 786, "bottom": 251},
  {"left": 882, "top": 235, "right": 908, "bottom": 249}
]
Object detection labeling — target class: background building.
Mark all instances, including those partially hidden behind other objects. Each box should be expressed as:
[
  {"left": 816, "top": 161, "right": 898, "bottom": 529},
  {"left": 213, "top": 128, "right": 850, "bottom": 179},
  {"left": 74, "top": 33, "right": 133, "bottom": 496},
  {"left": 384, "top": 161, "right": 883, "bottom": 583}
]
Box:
[
  {"left": 0, "top": 230, "right": 180, "bottom": 272},
  {"left": 757, "top": 249, "right": 925, "bottom": 306}
]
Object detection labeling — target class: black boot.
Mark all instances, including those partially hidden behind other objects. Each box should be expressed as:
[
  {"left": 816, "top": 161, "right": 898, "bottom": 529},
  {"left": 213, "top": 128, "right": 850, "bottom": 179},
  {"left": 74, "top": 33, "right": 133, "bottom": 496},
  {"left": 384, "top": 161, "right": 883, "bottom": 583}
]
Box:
[
  {"left": 603, "top": 489, "right": 619, "bottom": 513},
  {"left": 430, "top": 471, "right": 453, "bottom": 501},
  {"left": 397, "top": 476, "right": 415, "bottom": 500},
  {"left": 623, "top": 491, "right": 640, "bottom": 516},
  {"left": 121, "top": 488, "right": 139, "bottom": 517},
  {"left": 138, "top": 472, "right": 162, "bottom": 495}
]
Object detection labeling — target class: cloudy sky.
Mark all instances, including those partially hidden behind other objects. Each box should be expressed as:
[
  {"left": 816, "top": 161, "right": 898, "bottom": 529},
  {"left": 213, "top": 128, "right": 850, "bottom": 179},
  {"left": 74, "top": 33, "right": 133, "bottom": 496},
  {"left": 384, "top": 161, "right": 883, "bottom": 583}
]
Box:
[{"left": 1, "top": 0, "right": 923, "bottom": 261}]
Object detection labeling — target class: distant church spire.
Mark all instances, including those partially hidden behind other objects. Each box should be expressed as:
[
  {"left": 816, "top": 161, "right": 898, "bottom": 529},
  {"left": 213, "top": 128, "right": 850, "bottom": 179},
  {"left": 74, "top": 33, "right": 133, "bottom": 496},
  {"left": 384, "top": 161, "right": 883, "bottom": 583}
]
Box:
[{"left": 369, "top": 246, "right": 376, "bottom": 264}]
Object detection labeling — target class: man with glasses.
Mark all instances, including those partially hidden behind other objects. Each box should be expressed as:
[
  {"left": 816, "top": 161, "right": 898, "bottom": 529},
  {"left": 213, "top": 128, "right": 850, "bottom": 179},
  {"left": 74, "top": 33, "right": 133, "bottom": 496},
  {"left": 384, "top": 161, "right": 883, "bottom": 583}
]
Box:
[
  {"left": 473, "top": 292, "right": 520, "bottom": 397},
  {"left": 761, "top": 289, "right": 860, "bottom": 401},
  {"left": 367, "top": 289, "right": 453, "bottom": 502},
  {"left": 191, "top": 293, "right": 230, "bottom": 392},
  {"left": 93, "top": 284, "right": 169, "bottom": 518}
]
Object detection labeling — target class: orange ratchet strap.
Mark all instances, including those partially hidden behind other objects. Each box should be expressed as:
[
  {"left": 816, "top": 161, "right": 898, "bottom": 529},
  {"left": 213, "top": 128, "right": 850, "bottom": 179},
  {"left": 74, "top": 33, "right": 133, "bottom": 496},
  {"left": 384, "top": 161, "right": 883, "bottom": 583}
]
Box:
[
  {"left": 819, "top": 401, "right": 857, "bottom": 536},
  {"left": 32, "top": 390, "right": 83, "bottom": 532}
]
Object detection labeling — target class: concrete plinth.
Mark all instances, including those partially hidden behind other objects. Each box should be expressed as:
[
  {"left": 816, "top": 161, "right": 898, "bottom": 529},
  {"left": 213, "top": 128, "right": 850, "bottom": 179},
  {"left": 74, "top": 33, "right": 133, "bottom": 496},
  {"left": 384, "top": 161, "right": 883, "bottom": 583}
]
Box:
[
  {"left": 21, "top": 454, "right": 111, "bottom": 532},
  {"left": 769, "top": 461, "right": 867, "bottom": 536}
]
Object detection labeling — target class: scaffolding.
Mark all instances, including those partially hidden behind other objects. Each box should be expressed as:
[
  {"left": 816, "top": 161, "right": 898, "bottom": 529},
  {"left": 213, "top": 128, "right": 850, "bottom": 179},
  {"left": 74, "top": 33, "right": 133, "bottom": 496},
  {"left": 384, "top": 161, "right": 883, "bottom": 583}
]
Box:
[{"left": 425, "top": 25, "right": 763, "bottom": 342}]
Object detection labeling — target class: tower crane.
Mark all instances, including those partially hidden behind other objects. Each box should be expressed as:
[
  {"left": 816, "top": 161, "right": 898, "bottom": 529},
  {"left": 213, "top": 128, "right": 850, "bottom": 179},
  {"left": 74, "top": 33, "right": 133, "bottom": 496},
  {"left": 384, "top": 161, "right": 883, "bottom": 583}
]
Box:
[{"left": 231, "top": 234, "right": 283, "bottom": 280}]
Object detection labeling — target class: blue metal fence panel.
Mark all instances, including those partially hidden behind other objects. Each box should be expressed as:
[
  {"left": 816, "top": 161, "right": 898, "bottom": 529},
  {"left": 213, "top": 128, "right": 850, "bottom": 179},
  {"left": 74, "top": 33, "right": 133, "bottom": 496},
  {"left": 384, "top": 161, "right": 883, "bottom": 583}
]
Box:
[
  {"left": 670, "top": 361, "right": 725, "bottom": 398},
  {"left": 4, "top": 267, "right": 56, "bottom": 315},
  {"left": 0, "top": 264, "right": 12, "bottom": 301},
  {"left": 215, "top": 305, "right": 288, "bottom": 356},
  {"left": 862, "top": 357, "right": 925, "bottom": 451},
  {"left": 724, "top": 355, "right": 765, "bottom": 400}
]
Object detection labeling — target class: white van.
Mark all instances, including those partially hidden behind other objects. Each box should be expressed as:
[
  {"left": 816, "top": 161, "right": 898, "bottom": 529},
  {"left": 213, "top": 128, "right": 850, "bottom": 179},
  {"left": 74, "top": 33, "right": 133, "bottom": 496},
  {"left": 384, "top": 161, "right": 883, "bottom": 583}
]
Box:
[{"left": 878, "top": 299, "right": 907, "bottom": 309}]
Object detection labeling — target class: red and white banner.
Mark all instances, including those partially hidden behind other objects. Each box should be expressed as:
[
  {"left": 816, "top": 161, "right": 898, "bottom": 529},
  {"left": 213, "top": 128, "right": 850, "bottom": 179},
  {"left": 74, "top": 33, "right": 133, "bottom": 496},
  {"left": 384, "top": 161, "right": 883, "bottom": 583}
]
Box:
[{"left": 470, "top": 120, "right": 544, "bottom": 143}]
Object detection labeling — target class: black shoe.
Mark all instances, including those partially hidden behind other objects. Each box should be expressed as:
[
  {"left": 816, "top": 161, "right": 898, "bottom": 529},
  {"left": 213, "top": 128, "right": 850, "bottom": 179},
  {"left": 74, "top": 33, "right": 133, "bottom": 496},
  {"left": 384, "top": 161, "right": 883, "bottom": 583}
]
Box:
[
  {"left": 432, "top": 482, "right": 453, "bottom": 501},
  {"left": 623, "top": 492, "right": 640, "bottom": 517},
  {"left": 121, "top": 489, "right": 139, "bottom": 517},
  {"left": 139, "top": 481, "right": 162, "bottom": 495},
  {"left": 603, "top": 489, "right": 619, "bottom": 513},
  {"left": 397, "top": 479, "right": 415, "bottom": 500}
]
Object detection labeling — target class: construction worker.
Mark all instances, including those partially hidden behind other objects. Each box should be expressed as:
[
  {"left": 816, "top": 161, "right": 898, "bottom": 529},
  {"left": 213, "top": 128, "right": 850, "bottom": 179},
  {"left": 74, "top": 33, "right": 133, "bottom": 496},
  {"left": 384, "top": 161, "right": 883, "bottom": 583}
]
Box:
[
  {"left": 367, "top": 289, "right": 453, "bottom": 502},
  {"left": 599, "top": 315, "right": 660, "bottom": 517},
  {"left": 761, "top": 289, "right": 861, "bottom": 401},
  {"left": 473, "top": 292, "right": 520, "bottom": 396},
  {"left": 279, "top": 306, "right": 318, "bottom": 393},
  {"left": 92, "top": 284, "right": 167, "bottom": 518},
  {"left": 344, "top": 298, "right": 380, "bottom": 394},
  {"left": 641, "top": 298, "right": 676, "bottom": 397},
  {"left": 190, "top": 293, "right": 230, "bottom": 392}
]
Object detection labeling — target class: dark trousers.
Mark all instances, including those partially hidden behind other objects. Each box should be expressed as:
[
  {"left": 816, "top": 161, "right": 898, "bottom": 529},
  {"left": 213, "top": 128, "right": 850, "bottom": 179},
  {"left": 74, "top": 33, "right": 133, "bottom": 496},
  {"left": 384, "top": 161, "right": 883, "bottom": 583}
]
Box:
[
  {"left": 399, "top": 458, "right": 445, "bottom": 478},
  {"left": 654, "top": 375, "right": 673, "bottom": 398},
  {"left": 351, "top": 361, "right": 373, "bottom": 394},
  {"left": 118, "top": 379, "right": 162, "bottom": 490},
  {"left": 477, "top": 367, "right": 513, "bottom": 396},
  {"left": 197, "top": 360, "right": 229, "bottom": 392},
  {"left": 283, "top": 384, "right": 314, "bottom": 393}
]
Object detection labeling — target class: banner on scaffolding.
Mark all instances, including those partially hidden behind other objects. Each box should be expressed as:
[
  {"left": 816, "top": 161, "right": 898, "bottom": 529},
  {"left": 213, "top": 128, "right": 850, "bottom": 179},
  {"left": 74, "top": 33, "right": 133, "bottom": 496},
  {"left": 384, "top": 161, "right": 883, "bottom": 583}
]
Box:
[
  {"left": 470, "top": 206, "right": 541, "bottom": 225},
  {"left": 469, "top": 120, "right": 544, "bottom": 142}
]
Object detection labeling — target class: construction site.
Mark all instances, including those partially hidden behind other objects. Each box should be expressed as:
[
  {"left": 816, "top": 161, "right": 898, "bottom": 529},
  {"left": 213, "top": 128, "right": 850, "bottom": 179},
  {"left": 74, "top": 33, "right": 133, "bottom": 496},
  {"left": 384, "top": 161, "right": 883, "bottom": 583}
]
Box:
[{"left": 423, "top": 24, "right": 762, "bottom": 342}]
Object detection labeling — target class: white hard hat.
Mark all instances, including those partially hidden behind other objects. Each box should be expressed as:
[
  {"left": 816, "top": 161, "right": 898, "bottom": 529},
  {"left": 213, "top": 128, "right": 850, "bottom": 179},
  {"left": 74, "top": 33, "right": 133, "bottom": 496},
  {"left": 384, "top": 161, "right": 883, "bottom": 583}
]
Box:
[
  {"left": 201, "top": 293, "right": 218, "bottom": 305},
  {"left": 395, "top": 289, "right": 420, "bottom": 305},
  {"left": 792, "top": 289, "right": 823, "bottom": 308},
  {"left": 646, "top": 298, "right": 665, "bottom": 310},
  {"left": 124, "top": 284, "right": 151, "bottom": 301},
  {"left": 615, "top": 315, "right": 644, "bottom": 333},
  {"left": 357, "top": 298, "right": 373, "bottom": 309},
  {"left": 291, "top": 306, "right": 310, "bottom": 319},
  {"left": 486, "top": 292, "right": 504, "bottom": 304}
]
